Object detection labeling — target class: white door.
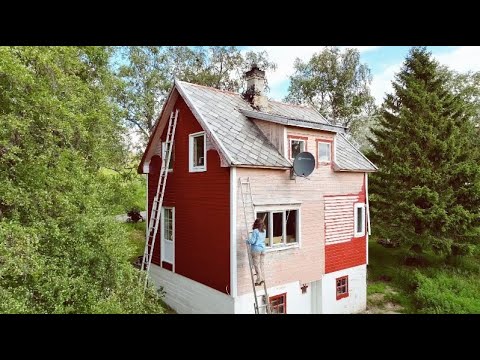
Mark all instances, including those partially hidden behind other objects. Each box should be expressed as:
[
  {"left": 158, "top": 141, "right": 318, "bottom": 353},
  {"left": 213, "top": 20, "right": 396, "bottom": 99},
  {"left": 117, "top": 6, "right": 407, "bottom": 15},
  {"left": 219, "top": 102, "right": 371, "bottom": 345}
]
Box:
[{"left": 161, "top": 207, "right": 175, "bottom": 270}]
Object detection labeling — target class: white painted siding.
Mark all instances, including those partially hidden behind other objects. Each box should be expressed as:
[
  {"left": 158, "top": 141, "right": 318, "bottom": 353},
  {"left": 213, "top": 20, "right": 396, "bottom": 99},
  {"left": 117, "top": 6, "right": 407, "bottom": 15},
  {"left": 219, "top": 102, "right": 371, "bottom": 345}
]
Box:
[
  {"left": 149, "top": 264, "right": 234, "bottom": 314},
  {"left": 234, "top": 280, "right": 312, "bottom": 314},
  {"left": 324, "top": 195, "right": 357, "bottom": 243},
  {"left": 318, "top": 264, "right": 366, "bottom": 314}
]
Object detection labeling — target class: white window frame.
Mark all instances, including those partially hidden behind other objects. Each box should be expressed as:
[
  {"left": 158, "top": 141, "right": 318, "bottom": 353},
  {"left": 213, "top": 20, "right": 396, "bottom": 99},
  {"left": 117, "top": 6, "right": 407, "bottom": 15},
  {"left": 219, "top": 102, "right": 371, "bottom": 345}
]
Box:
[
  {"left": 161, "top": 141, "right": 174, "bottom": 172},
  {"left": 161, "top": 206, "right": 175, "bottom": 270},
  {"left": 189, "top": 131, "right": 207, "bottom": 172},
  {"left": 354, "top": 203, "right": 365, "bottom": 237},
  {"left": 289, "top": 138, "right": 306, "bottom": 160},
  {"left": 318, "top": 141, "right": 331, "bottom": 163},
  {"left": 255, "top": 205, "right": 301, "bottom": 252}
]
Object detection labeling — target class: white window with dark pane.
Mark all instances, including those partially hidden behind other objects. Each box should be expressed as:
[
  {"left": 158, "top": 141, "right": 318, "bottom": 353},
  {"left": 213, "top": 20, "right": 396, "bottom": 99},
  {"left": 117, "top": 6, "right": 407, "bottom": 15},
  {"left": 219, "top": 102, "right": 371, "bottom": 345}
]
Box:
[
  {"left": 255, "top": 208, "right": 300, "bottom": 249},
  {"left": 318, "top": 141, "right": 331, "bottom": 163},
  {"left": 161, "top": 141, "right": 174, "bottom": 171},
  {"left": 189, "top": 131, "right": 206, "bottom": 172},
  {"left": 354, "top": 203, "right": 365, "bottom": 237},
  {"left": 161, "top": 207, "right": 174, "bottom": 266},
  {"left": 290, "top": 139, "right": 305, "bottom": 160}
]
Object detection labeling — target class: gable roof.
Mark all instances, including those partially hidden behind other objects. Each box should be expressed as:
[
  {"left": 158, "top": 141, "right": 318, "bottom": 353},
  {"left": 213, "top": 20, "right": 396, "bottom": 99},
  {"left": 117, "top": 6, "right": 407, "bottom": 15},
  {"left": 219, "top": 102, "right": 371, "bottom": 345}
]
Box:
[
  {"left": 139, "top": 79, "right": 376, "bottom": 173},
  {"left": 176, "top": 80, "right": 292, "bottom": 168}
]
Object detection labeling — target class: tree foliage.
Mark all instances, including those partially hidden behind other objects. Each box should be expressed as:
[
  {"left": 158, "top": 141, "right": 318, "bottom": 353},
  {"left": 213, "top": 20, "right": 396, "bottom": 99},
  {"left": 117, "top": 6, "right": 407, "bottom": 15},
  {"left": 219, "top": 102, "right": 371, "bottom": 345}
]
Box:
[
  {"left": 368, "top": 47, "right": 480, "bottom": 255},
  {"left": 285, "top": 46, "right": 375, "bottom": 131},
  {"left": 115, "top": 46, "right": 277, "bottom": 146},
  {"left": 0, "top": 46, "right": 162, "bottom": 313}
]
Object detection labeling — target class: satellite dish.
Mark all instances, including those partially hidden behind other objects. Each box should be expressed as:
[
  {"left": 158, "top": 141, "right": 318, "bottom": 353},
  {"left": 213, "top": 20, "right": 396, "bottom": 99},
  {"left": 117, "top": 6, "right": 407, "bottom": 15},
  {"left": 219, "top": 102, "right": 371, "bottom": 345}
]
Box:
[{"left": 292, "top": 152, "right": 315, "bottom": 177}]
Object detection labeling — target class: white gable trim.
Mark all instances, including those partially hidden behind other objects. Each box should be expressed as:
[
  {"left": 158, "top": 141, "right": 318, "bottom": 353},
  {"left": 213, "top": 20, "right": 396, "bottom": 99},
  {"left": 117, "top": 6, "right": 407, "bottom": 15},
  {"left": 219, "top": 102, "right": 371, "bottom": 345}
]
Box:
[{"left": 175, "top": 80, "right": 234, "bottom": 166}]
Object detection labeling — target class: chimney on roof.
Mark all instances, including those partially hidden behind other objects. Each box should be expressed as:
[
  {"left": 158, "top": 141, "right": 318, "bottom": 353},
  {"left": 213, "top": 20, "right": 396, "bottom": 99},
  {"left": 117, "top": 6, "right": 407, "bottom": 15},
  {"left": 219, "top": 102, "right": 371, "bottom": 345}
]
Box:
[{"left": 244, "top": 64, "right": 269, "bottom": 111}]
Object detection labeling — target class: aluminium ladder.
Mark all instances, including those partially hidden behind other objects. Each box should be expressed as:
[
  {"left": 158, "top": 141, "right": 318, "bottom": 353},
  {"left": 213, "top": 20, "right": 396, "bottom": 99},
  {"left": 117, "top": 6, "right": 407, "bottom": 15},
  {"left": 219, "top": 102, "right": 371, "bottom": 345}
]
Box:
[
  {"left": 239, "top": 177, "right": 271, "bottom": 314},
  {"left": 141, "top": 109, "right": 179, "bottom": 291}
]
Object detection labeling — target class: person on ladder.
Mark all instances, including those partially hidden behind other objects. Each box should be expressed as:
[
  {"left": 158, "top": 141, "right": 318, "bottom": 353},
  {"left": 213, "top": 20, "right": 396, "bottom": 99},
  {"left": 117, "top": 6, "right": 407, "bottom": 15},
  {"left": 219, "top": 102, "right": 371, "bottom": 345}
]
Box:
[{"left": 246, "top": 218, "right": 266, "bottom": 286}]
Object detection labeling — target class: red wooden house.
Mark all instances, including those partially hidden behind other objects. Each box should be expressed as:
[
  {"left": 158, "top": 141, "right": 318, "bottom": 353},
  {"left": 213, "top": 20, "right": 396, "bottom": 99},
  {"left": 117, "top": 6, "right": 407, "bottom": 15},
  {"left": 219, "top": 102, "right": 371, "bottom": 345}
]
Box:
[{"left": 138, "top": 66, "right": 377, "bottom": 314}]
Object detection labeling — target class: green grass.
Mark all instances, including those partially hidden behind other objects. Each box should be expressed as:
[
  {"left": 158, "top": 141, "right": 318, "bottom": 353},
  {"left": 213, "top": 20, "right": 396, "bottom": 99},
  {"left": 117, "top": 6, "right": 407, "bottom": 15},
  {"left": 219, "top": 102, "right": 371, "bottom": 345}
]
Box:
[
  {"left": 368, "top": 235, "right": 480, "bottom": 314},
  {"left": 122, "top": 221, "right": 146, "bottom": 262}
]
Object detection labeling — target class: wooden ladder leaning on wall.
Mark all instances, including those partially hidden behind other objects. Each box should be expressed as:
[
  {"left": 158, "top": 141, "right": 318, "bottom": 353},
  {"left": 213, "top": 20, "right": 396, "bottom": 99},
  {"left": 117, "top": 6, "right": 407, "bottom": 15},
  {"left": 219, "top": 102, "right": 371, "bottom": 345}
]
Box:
[
  {"left": 239, "top": 177, "right": 271, "bottom": 314},
  {"left": 140, "top": 109, "right": 179, "bottom": 292}
]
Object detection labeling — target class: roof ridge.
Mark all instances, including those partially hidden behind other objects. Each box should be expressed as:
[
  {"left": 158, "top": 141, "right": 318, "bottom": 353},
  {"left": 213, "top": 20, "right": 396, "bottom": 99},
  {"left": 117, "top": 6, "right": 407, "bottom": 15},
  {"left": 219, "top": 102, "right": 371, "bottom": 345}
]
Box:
[
  {"left": 177, "top": 80, "right": 241, "bottom": 97},
  {"left": 268, "top": 99, "right": 310, "bottom": 108}
]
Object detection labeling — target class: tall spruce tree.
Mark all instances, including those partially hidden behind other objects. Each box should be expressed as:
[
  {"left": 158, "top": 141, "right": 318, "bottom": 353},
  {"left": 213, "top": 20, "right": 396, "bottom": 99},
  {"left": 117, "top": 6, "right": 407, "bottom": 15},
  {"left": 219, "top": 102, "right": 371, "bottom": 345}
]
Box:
[{"left": 368, "top": 47, "right": 480, "bottom": 255}]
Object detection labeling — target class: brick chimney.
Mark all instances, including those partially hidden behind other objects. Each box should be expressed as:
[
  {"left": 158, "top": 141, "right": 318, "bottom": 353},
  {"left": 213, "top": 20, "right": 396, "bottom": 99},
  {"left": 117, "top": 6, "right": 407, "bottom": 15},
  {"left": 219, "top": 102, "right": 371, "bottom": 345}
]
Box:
[{"left": 244, "top": 64, "right": 269, "bottom": 111}]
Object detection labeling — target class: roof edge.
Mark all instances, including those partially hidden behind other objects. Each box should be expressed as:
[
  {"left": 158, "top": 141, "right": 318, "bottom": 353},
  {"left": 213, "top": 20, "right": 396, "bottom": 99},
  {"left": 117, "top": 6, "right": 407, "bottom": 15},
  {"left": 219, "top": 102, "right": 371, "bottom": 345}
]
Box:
[
  {"left": 175, "top": 79, "right": 234, "bottom": 166},
  {"left": 338, "top": 133, "right": 378, "bottom": 171},
  {"left": 240, "top": 109, "right": 346, "bottom": 134},
  {"left": 137, "top": 85, "right": 177, "bottom": 174}
]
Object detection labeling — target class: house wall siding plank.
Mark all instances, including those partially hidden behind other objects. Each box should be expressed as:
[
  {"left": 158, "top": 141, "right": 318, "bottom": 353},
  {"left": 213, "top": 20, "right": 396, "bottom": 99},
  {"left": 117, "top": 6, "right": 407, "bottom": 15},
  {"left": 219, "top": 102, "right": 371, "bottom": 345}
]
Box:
[{"left": 147, "top": 96, "right": 231, "bottom": 294}]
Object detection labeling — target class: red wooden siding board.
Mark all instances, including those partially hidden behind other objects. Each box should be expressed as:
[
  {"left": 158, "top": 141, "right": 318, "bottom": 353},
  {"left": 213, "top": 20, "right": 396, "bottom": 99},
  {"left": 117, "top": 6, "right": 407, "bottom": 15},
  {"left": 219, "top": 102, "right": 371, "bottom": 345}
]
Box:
[
  {"left": 324, "top": 179, "right": 367, "bottom": 273},
  {"left": 147, "top": 96, "right": 230, "bottom": 293}
]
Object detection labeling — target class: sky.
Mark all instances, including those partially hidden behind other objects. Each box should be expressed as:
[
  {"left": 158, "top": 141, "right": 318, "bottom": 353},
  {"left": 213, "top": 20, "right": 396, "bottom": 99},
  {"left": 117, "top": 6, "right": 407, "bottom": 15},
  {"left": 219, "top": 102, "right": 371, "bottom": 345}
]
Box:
[{"left": 242, "top": 46, "right": 480, "bottom": 105}]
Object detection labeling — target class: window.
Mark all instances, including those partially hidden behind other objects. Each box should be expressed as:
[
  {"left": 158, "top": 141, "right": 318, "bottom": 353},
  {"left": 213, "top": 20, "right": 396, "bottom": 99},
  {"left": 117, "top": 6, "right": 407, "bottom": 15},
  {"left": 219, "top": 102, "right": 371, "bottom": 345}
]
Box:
[
  {"left": 256, "top": 209, "right": 299, "bottom": 248},
  {"left": 161, "top": 207, "right": 175, "bottom": 267},
  {"left": 161, "top": 141, "right": 174, "bottom": 171},
  {"left": 317, "top": 141, "right": 331, "bottom": 163},
  {"left": 354, "top": 203, "right": 365, "bottom": 237},
  {"left": 189, "top": 132, "right": 206, "bottom": 172},
  {"left": 269, "top": 293, "right": 286, "bottom": 314},
  {"left": 290, "top": 139, "right": 305, "bottom": 160},
  {"left": 163, "top": 208, "right": 173, "bottom": 241},
  {"left": 336, "top": 276, "right": 348, "bottom": 300}
]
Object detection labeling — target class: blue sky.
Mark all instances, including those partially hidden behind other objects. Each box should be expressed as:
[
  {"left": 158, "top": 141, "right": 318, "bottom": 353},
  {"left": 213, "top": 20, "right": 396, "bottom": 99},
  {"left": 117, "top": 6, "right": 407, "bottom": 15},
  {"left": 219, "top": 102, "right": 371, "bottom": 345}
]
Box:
[{"left": 242, "top": 46, "right": 480, "bottom": 105}]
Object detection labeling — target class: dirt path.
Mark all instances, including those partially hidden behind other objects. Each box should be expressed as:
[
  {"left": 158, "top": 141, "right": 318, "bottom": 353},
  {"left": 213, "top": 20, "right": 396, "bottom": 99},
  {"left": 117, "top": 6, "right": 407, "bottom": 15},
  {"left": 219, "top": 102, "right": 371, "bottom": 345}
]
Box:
[{"left": 363, "top": 285, "right": 404, "bottom": 314}]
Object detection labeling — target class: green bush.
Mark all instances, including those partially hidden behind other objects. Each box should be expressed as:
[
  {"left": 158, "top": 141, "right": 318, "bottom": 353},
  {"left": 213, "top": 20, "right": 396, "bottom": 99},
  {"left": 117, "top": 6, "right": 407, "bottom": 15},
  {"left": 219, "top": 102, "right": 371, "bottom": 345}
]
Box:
[{"left": 413, "top": 269, "right": 480, "bottom": 314}]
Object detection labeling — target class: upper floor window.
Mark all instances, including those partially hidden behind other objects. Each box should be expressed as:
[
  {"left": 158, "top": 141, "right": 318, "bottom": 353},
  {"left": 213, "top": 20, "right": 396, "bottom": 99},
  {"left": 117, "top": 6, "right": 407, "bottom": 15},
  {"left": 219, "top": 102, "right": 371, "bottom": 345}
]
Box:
[
  {"left": 189, "top": 131, "right": 206, "bottom": 172},
  {"left": 317, "top": 141, "right": 331, "bottom": 163},
  {"left": 256, "top": 209, "right": 299, "bottom": 248},
  {"left": 290, "top": 139, "right": 306, "bottom": 160},
  {"left": 354, "top": 203, "right": 365, "bottom": 237},
  {"left": 161, "top": 141, "right": 174, "bottom": 171}
]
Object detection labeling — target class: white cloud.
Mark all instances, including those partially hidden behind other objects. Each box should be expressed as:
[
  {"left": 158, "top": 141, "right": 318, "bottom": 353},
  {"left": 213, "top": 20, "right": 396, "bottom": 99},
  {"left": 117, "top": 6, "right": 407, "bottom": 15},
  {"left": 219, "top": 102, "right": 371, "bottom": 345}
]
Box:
[
  {"left": 245, "top": 46, "right": 326, "bottom": 91},
  {"left": 370, "top": 47, "right": 480, "bottom": 105},
  {"left": 371, "top": 63, "right": 401, "bottom": 105},
  {"left": 244, "top": 46, "right": 382, "bottom": 101},
  {"left": 434, "top": 46, "right": 480, "bottom": 72}
]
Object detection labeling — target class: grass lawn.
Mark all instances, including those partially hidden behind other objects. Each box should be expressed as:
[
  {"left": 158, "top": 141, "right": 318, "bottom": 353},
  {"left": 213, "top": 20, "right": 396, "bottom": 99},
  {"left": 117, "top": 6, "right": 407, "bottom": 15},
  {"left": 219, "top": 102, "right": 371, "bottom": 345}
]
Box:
[{"left": 367, "top": 235, "right": 480, "bottom": 314}]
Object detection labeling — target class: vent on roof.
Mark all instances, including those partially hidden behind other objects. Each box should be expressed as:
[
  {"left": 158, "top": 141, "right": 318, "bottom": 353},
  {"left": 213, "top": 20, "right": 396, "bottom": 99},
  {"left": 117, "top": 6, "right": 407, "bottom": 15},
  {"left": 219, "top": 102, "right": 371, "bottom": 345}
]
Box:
[{"left": 243, "top": 64, "right": 269, "bottom": 112}]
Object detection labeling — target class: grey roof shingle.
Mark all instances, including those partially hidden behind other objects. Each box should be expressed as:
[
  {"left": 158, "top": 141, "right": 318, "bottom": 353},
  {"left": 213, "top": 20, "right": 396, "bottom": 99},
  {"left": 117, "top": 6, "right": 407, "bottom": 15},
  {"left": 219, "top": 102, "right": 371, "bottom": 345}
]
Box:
[
  {"left": 177, "top": 81, "right": 291, "bottom": 168},
  {"left": 176, "top": 80, "right": 376, "bottom": 172},
  {"left": 335, "top": 134, "right": 377, "bottom": 172}
]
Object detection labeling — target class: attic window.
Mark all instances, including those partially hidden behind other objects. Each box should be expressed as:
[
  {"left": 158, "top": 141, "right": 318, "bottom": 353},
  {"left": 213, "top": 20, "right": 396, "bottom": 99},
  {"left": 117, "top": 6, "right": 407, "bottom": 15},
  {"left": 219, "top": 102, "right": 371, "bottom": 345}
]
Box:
[
  {"left": 290, "top": 139, "right": 306, "bottom": 160},
  {"left": 189, "top": 131, "right": 206, "bottom": 172},
  {"left": 317, "top": 141, "right": 331, "bottom": 164}
]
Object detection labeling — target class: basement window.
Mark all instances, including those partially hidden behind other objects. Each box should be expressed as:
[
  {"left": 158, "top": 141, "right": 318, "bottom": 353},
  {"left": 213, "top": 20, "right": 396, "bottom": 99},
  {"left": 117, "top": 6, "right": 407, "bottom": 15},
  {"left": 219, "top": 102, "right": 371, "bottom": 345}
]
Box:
[
  {"left": 256, "top": 209, "right": 299, "bottom": 248},
  {"left": 269, "top": 293, "right": 286, "bottom": 314},
  {"left": 189, "top": 131, "right": 206, "bottom": 172},
  {"left": 336, "top": 276, "right": 348, "bottom": 300}
]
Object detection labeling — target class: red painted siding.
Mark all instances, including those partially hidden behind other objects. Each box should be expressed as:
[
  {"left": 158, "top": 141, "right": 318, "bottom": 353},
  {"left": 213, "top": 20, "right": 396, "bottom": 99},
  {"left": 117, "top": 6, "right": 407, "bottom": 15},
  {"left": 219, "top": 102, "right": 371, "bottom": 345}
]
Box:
[
  {"left": 325, "top": 181, "right": 367, "bottom": 274},
  {"left": 147, "top": 96, "right": 230, "bottom": 293}
]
